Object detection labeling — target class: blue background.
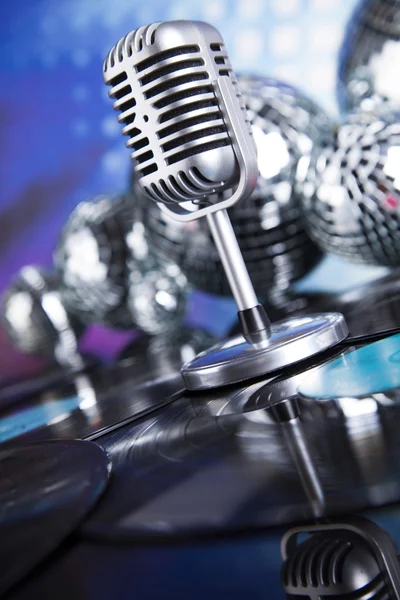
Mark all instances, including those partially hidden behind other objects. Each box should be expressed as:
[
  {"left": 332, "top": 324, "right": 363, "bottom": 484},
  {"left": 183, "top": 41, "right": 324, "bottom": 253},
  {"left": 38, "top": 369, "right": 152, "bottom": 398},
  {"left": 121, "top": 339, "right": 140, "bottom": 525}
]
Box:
[{"left": 1, "top": 0, "right": 383, "bottom": 381}]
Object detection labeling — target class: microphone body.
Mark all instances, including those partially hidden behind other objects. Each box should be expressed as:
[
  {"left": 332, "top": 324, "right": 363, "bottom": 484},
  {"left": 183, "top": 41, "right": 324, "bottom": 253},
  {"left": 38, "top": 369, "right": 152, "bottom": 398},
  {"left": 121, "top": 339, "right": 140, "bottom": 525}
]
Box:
[
  {"left": 103, "top": 20, "right": 270, "bottom": 344},
  {"left": 103, "top": 20, "right": 349, "bottom": 390}
]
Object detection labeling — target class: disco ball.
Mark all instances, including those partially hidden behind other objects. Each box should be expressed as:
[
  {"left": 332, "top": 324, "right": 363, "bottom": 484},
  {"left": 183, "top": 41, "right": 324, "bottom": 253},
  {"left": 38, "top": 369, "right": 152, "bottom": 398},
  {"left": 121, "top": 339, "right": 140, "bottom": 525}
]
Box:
[
  {"left": 125, "top": 220, "right": 189, "bottom": 336},
  {"left": 1, "top": 266, "right": 84, "bottom": 359},
  {"left": 135, "top": 75, "right": 329, "bottom": 298},
  {"left": 54, "top": 195, "right": 132, "bottom": 328},
  {"left": 56, "top": 194, "right": 189, "bottom": 335},
  {"left": 338, "top": 0, "right": 400, "bottom": 112},
  {"left": 301, "top": 110, "right": 400, "bottom": 265}
]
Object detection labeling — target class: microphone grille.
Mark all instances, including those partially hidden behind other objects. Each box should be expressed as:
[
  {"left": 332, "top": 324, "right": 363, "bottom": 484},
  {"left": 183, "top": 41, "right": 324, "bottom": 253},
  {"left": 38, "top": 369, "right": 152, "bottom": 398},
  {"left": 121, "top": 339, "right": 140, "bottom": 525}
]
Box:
[
  {"left": 282, "top": 533, "right": 386, "bottom": 599},
  {"left": 103, "top": 21, "right": 252, "bottom": 205}
]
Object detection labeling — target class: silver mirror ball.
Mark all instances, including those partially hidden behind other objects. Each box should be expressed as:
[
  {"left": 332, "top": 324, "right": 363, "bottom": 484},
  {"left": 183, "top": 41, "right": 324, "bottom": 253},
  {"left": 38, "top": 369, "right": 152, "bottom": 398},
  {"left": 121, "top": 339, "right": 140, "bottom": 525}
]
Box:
[
  {"left": 134, "top": 75, "right": 331, "bottom": 300},
  {"left": 54, "top": 195, "right": 131, "bottom": 328},
  {"left": 55, "top": 195, "right": 189, "bottom": 335},
  {"left": 1, "top": 266, "right": 85, "bottom": 361},
  {"left": 301, "top": 110, "right": 400, "bottom": 265},
  {"left": 125, "top": 219, "right": 189, "bottom": 337},
  {"left": 338, "top": 0, "right": 400, "bottom": 112}
]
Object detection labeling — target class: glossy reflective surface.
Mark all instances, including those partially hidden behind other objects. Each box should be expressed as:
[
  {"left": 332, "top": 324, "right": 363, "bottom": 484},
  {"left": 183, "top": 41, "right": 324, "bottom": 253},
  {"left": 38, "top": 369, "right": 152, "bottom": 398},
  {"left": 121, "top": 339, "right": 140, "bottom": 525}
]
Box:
[
  {"left": 0, "top": 339, "right": 185, "bottom": 446},
  {"left": 338, "top": 0, "right": 400, "bottom": 112},
  {"left": 294, "top": 268, "right": 400, "bottom": 338},
  {"left": 302, "top": 111, "right": 400, "bottom": 266},
  {"left": 0, "top": 440, "right": 109, "bottom": 596},
  {"left": 55, "top": 196, "right": 131, "bottom": 328},
  {"left": 126, "top": 221, "right": 189, "bottom": 336},
  {"left": 81, "top": 374, "right": 400, "bottom": 540},
  {"left": 182, "top": 313, "right": 348, "bottom": 390},
  {"left": 136, "top": 75, "right": 329, "bottom": 299},
  {"left": 1, "top": 266, "right": 84, "bottom": 360},
  {"left": 0, "top": 326, "right": 220, "bottom": 445},
  {"left": 3, "top": 329, "right": 400, "bottom": 599}
]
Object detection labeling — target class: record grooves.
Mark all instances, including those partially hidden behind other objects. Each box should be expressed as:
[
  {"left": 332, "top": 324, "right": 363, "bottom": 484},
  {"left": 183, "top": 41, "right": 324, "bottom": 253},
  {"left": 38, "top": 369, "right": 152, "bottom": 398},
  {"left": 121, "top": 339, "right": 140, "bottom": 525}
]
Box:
[
  {"left": 0, "top": 440, "right": 110, "bottom": 596},
  {"left": 3, "top": 319, "right": 400, "bottom": 598}
]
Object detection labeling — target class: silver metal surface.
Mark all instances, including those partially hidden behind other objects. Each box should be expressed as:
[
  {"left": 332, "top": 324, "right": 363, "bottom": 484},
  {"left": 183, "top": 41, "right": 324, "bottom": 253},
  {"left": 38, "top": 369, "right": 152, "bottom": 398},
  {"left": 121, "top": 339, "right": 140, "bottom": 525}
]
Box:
[
  {"left": 281, "top": 417, "right": 325, "bottom": 518},
  {"left": 338, "top": 0, "right": 400, "bottom": 112},
  {"left": 57, "top": 194, "right": 190, "bottom": 335},
  {"left": 55, "top": 195, "right": 131, "bottom": 328},
  {"left": 126, "top": 220, "right": 189, "bottom": 336},
  {"left": 302, "top": 111, "right": 400, "bottom": 266},
  {"left": 103, "top": 20, "right": 258, "bottom": 218},
  {"left": 103, "top": 20, "right": 264, "bottom": 334},
  {"left": 135, "top": 73, "right": 328, "bottom": 298},
  {"left": 206, "top": 210, "right": 258, "bottom": 311},
  {"left": 158, "top": 74, "right": 259, "bottom": 221},
  {"left": 181, "top": 313, "right": 348, "bottom": 390},
  {"left": 1, "top": 266, "right": 85, "bottom": 368}
]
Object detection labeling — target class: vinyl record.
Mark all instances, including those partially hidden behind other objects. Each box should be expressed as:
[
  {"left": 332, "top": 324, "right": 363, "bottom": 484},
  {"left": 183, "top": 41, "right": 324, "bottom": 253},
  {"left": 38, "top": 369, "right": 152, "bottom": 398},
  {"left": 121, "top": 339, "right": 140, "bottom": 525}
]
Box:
[
  {"left": 0, "top": 335, "right": 187, "bottom": 447},
  {"left": 0, "top": 440, "right": 109, "bottom": 596},
  {"left": 81, "top": 360, "right": 400, "bottom": 541}
]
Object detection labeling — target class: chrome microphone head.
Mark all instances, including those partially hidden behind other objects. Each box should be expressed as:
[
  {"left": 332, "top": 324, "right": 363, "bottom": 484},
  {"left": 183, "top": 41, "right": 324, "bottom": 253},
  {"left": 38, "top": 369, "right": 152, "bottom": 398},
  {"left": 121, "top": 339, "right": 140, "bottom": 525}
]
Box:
[{"left": 103, "top": 20, "right": 258, "bottom": 220}]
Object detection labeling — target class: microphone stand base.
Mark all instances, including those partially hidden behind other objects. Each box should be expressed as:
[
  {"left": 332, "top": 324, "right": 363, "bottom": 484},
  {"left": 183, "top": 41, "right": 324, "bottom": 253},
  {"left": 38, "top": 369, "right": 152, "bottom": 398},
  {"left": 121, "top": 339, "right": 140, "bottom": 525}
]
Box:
[{"left": 181, "top": 313, "right": 348, "bottom": 391}]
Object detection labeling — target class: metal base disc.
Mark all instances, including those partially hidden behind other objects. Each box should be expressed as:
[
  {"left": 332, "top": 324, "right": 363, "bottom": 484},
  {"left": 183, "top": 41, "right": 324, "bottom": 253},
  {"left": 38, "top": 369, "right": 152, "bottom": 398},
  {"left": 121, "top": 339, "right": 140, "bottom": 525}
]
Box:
[{"left": 181, "top": 313, "right": 348, "bottom": 391}]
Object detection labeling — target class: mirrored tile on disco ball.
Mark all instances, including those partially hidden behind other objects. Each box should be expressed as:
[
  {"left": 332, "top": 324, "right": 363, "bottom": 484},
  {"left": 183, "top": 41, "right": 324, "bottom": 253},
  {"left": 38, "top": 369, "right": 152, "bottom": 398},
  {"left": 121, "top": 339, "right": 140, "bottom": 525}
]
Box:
[
  {"left": 135, "top": 74, "right": 331, "bottom": 299},
  {"left": 301, "top": 111, "right": 400, "bottom": 266},
  {"left": 55, "top": 195, "right": 132, "bottom": 329},
  {"left": 125, "top": 221, "right": 189, "bottom": 336},
  {"left": 338, "top": 0, "right": 400, "bottom": 112},
  {"left": 1, "top": 266, "right": 85, "bottom": 361},
  {"left": 56, "top": 192, "right": 191, "bottom": 335},
  {"left": 299, "top": 333, "right": 400, "bottom": 399},
  {"left": 0, "top": 440, "right": 109, "bottom": 596}
]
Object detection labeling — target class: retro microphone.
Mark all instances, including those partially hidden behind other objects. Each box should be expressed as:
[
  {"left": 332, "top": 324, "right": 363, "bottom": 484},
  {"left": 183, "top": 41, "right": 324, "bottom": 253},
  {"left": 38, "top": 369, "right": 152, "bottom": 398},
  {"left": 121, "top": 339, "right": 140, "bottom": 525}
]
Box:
[
  {"left": 103, "top": 20, "right": 348, "bottom": 390},
  {"left": 281, "top": 517, "right": 400, "bottom": 599}
]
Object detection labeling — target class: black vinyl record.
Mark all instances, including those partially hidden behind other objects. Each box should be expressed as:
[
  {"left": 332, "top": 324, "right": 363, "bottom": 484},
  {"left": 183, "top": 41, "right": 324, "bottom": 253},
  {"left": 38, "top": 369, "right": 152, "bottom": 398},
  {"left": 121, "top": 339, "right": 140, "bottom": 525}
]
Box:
[
  {"left": 0, "top": 440, "right": 110, "bottom": 596},
  {"left": 81, "top": 354, "right": 400, "bottom": 541},
  {"left": 0, "top": 338, "right": 187, "bottom": 448},
  {"left": 0, "top": 328, "right": 218, "bottom": 447}
]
